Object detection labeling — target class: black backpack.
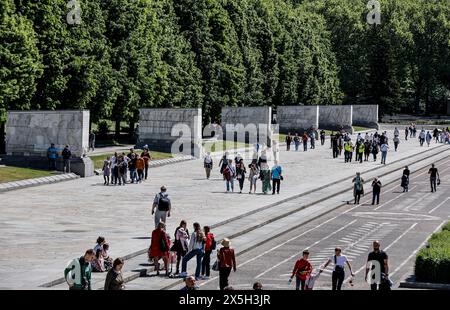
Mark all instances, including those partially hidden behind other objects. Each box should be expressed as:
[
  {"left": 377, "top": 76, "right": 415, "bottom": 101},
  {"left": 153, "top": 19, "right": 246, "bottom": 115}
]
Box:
[{"left": 158, "top": 194, "right": 170, "bottom": 211}]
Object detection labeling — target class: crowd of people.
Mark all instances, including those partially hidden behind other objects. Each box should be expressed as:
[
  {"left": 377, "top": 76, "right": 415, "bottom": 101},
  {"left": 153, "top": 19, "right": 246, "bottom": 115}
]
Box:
[{"left": 63, "top": 123, "right": 446, "bottom": 291}]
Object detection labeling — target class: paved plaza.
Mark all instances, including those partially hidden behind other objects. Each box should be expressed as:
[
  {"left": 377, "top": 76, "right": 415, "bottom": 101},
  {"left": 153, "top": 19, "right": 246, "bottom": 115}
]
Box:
[{"left": 0, "top": 128, "right": 448, "bottom": 289}]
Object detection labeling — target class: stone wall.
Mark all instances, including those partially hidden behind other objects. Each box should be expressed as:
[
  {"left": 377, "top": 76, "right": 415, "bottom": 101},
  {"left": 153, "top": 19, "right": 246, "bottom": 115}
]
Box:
[
  {"left": 319, "top": 105, "right": 353, "bottom": 133},
  {"left": 221, "top": 107, "right": 272, "bottom": 144},
  {"left": 4, "top": 110, "right": 93, "bottom": 177},
  {"left": 277, "top": 106, "right": 319, "bottom": 134},
  {"left": 138, "top": 108, "right": 202, "bottom": 157},
  {"left": 352, "top": 105, "right": 379, "bottom": 129},
  {"left": 6, "top": 110, "right": 89, "bottom": 157}
]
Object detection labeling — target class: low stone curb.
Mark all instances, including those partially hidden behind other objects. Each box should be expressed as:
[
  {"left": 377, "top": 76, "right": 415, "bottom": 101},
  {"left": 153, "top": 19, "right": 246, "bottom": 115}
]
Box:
[
  {"left": 0, "top": 173, "right": 79, "bottom": 193},
  {"left": 399, "top": 281, "right": 450, "bottom": 290}
]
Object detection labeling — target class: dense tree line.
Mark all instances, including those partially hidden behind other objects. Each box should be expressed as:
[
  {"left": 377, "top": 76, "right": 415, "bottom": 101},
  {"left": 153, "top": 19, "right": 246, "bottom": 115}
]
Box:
[{"left": 1, "top": 0, "right": 449, "bottom": 135}]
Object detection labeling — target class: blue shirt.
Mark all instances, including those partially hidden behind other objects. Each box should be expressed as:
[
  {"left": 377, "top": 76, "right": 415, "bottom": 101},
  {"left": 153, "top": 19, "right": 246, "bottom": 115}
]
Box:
[
  {"left": 48, "top": 147, "right": 58, "bottom": 159},
  {"left": 271, "top": 165, "right": 282, "bottom": 179}
]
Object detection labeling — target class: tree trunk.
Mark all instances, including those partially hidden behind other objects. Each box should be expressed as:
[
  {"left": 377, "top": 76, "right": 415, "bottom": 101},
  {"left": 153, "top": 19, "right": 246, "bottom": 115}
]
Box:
[
  {"left": 129, "top": 120, "right": 135, "bottom": 136},
  {"left": 115, "top": 119, "right": 121, "bottom": 139},
  {"left": 0, "top": 121, "right": 5, "bottom": 154}
]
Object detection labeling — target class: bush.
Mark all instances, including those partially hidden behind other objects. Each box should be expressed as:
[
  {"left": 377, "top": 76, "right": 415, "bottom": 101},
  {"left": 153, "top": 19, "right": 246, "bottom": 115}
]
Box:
[
  {"left": 415, "top": 227, "right": 450, "bottom": 284},
  {"left": 97, "top": 120, "right": 110, "bottom": 138}
]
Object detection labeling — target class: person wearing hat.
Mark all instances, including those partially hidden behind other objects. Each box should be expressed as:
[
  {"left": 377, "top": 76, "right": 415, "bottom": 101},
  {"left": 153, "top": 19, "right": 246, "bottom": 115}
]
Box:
[
  {"left": 218, "top": 238, "right": 236, "bottom": 290},
  {"left": 152, "top": 186, "right": 171, "bottom": 228}
]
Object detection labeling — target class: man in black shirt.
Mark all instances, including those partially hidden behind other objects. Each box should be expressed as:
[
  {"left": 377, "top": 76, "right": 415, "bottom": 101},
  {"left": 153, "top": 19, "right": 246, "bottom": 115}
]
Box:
[
  {"left": 428, "top": 164, "right": 440, "bottom": 193},
  {"left": 371, "top": 178, "right": 382, "bottom": 205},
  {"left": 62, "top": 145, "right": 72, "bottom": 173},
  {"left": 365, "top": 241, "right": 389, "bottom": 290}
]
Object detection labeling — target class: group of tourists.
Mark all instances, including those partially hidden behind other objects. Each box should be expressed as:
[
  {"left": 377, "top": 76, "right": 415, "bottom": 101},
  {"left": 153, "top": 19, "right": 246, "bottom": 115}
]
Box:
[
  {"left": 285, "top": 130, "right": 317, "bottom": 152},
  {"left": 101, "top": 147, "right": 152, "bottom": 185},
  {"left": 289, "top": 241, "right": 390, "bottom": 291},
  {"left": 352, "top": 163, "right": 440, "bottom": 206},
  {"left": 64, "top": 237, "right": 125, "bottom": 290},
  {"left": 147, "top": 218, "right": 237, "bottom": 290},
  {"left": 207, "top": 148, "right": 283, "bottom": 195}
]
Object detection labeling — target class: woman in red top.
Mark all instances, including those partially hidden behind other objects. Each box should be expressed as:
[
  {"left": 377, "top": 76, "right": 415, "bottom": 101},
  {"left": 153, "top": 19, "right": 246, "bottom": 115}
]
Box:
[
  {"left": 290, "top": 250, "right": 312, "bottom": 290},
  {"left": 218, "top": 238, "right": 236, "bottom": 290},
  {"left": 149, "top": 221, "right": 171, "bottom": 276},
  {"left": 201, "top": 226, "right": 215, "bottom": 279}
]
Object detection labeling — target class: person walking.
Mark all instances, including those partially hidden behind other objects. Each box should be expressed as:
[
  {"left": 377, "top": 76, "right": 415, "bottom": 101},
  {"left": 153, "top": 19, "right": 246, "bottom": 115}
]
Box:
[
  {"left": 332, "top": 135, "right": 339, "bottom": 159},
  {"left": 172, "top": 220, "right": 189, "bottom": 275},
  {"left": 259, "top": 149, "right": 271, "bottom": 194},
  {"left": 286, "top": 133, "right": 292, "bottom": 151},
  {"left": 235, "top": 159, "right": 246, "bottom": 194},
  {"left": 47, "top": 143, "right": 58, "bottom": 170},
  {"left": 393, "top": 136, "right": 400, "bottom": 151},
  {"left": 219, "top": 152, "right": 229, "bottom": 177},
  {"left": 271, "top": 161, "right": 282, "bottom": 195},
  {"left": 371, "top": 178, "right": 382, "bottom": 205},
  {"left": 248, "top": 163, "right": 260, "bottom": 194},
  {"left": 62, "top": 145, "right": 71, "bottom": 173},
  {"left": 294, "top": 133, "right": 300, "bottom": 151},
  {"left": 320, "top": 130, "right": 326, "bottom": 146},
  {"left": 152, "top": 186, "right": 171, "bottom": 228},
  {"left": 204, "top": 152, "right": 213, "bottom": 179},
  {"left": 380, "top": 142, "right": 389, "bottom": 165},
  {"left": 364, "top": 141, "right": 371, "bottom": 162},
  {"left": 128, "top": 153, "right": 138, "bottom": 184},
  {"left": 289, "top": 250, "right": 312, "bottom": 290},
  {"left": 111, "top": 152, "right": 118, "bottom": 185},
  {"left": 401, "top": 166, "right": 410, "bottom": 192},
  {"left": 88, "top": 132, "right": 95, "bottom": 152},
  {"left": 426, "top": 131, "right": 432, "bottom": 147},
  {"left": 405, "top": 127, "right": 409, "bottom": 140},
  {"left": 310, "top": 131, "right": 316, "bottom": 149},
  {"left": 419, "top": 130, "right": 426, "bottom": 146},
  {"left": 223, "top": 159, "right": 236, "bottom": 193},
  {"left": 320, "top": 247, "right": 355, "bottom": 291},
  {"left": 104, "top": 258, "right": 125, "bottom": 290},
  {"left": 201, "top": 226, "right": 216, "bottom": 280},
  {"left": 64, "top": 249, "right": 95, "bottom": 290},
  {"left": 344, "top": 141, "right": 351, "bottom": 163},
  {"left": 136, "top": 154, "right": 145, "bottom": 183},
  {"left": 118, "top": 156, "right": 128, "bottom": 185},
  {"left": 428, "top": 164, "right": 440, "bottom": 193},
  {"left": 433, "top": 128, "right": 439, "bottom": 143},
  {"left": 353, "top": 172, "right": 364, "bottom": 204},
  {"left": 141, "top": 147, "right": 151, "bottom": 180},
  {"left": 149, "top": 221, "right": 171, "bottom": 276},
  {"left": 358, "top": 142, "right": 364, "bottom": 164},
  {"left": 180, "top": 222, "right": 206, "bottom": 280},
  {"left": 102, "top": 156, "right": 111, "bottom": 185},
  {"left": 365, "top": 241, "right": 390, "bottom": 291},
  {"left": 394, "top": 127, "right": 399, "bottom": 137},
  {"left": 218, "top": 238, "right": 236, "bottom": 290},
  {"left": 372, "top": 142, "right": 379, "bottom": 162}
]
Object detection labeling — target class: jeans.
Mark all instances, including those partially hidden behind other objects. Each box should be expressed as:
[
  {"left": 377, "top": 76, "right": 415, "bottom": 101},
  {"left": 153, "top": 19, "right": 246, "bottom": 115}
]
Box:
[
  {"left": 137, "top": 169, "right": 144, "bottom": 181},
  {"left": 394, "top": 142, "right": 399, "bottom": 151},
  {"left": 372, "top": 192, "right": 380, "bottom": 204},
  {"left": 303, "top": 142, "right": 307, "bottom": 151},
  {"left": 381, "top": 151, "right": 387, "bottom": 164},
  {"left": 430, "top": 177, "right": 437, "bottom": 192},
  {"left": 321, "top": 137, "right": 325, "bottom": 145},
  {"left": 226, "top": 178, "right": 234, "bottom": 192},
  {"left": 332, "top": 269, "right": 345, "bottom": 290},
  {"left": 182, "top": 249, "right": 203, "bottom": 278},
  {"left": 219, "top": 267, "right": 232, "bottom": 290},
  {"left": 130, "top": 169, "right": 138, "bottom": 183},
  {"left": 49, "top": 158, "right": 56, "bottom": 170},
  {"left": 237, "top": 177, "right": 245, "bottom": 191},
  {"left": 295, "top": 142, "right": 300, "bottom": 151},
  {"left": 272, "top": 179, "right": 280, "bottom": 194},
  {"left": 296, "top": 277, "right": 306, "bottom": 290},
  {"left": 144, "top": 164, "right": 149, "bottom": 180},
  {"left": 201, "top": 250, "right": 212, "bottom": 277},
  {"left": 63, "top": 159, "right": 70, "bottom": 173},
  {"left": 205, "top": 167, "right": 211, "bottom": 179}
]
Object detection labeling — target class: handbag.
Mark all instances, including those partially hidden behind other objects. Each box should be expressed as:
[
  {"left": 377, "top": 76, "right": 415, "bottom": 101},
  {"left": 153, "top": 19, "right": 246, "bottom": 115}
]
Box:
[
  {"left": 437, "top": 178, "right": 441, "bottom": 186},
  {"left": 212, "top": 260, "right": 219, "bottom": 271}
]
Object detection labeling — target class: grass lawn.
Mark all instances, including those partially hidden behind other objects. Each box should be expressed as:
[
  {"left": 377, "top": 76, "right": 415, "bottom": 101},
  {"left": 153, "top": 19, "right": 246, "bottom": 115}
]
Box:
[
  {"left": 0, "top": 166, "right": 54, "bottom": 184},
  {"left": 353, "top": 126, "right": 373, "bottom": 132},
  {"left": 89, "top": 149, "right": 173, "bottom": 169},
  {"left": 202, "top": 140, "right": 248, "bottom": 153}
]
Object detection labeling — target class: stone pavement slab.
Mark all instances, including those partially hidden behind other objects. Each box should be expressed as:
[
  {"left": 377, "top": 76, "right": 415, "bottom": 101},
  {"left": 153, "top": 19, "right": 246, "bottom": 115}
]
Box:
[{"left": 0, "top": 128, "right": 447, "bottom": 288}]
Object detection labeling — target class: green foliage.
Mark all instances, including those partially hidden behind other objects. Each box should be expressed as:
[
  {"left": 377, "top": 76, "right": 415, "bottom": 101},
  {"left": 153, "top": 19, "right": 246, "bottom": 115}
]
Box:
[
  {"left": 415, "top": 227, "right": 450, "bottom": 284},
  {"left": 1, "top": 0, "right": 449, "bottom": 124}
]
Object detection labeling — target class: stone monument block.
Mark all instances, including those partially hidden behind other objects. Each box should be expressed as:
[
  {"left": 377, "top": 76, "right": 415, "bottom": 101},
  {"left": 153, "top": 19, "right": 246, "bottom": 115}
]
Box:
[
  {"left": 277, "top": 106, "right": 319, "bottom": 134},
  {"left": 319, "top": 105, "right": 353, "bottom": 133},
  {"left": 352, "top": 105, "right": 379, "bottom": 129},
  {"left": 138, "top": 108, "right": 202, "bottom": 157}
]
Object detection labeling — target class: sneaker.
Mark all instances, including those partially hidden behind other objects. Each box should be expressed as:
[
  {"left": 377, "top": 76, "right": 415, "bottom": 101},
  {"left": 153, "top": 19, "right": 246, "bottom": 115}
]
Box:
[
  {"left": 179, "top": 272, "right": 188, "bottom": 278},
  {"left": 202, "top": 276, "right": 210, "bottom": 280}
]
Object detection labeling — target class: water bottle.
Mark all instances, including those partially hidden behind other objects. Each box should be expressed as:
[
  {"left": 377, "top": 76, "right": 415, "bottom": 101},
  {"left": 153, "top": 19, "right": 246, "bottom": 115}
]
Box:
[{"left": 288, "top": 278, "right": 292, "bottom": 285}]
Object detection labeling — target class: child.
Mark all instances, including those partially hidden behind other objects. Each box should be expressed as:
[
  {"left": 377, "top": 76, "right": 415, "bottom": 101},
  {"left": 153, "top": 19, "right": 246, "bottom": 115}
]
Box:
[
  {"left": 136, "top": 154, "right": 145, "bottom": 183},
  {"left": 103, "top": 243, "right": 113, "bottom": 270},
  {"left": 92, "top": 248, "right": 106, "bottom": 272},
  {"left": 102, "top": 157, "right": 111, "bottom": 185}
]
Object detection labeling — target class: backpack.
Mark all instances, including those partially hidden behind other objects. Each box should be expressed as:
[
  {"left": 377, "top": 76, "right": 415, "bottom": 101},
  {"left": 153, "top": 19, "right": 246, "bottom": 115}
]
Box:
[
  {"left": 223, "top": 166, "right": 231, "bottom": 181},
  {"left": 160, "top": 233, "right": 168, "bottom": 252},
  {"left": 158, "top": 194, "right": 170, "bottom": 211}
]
